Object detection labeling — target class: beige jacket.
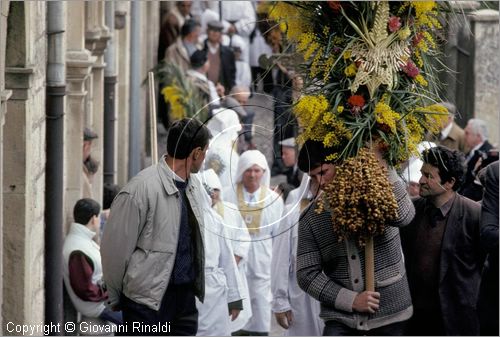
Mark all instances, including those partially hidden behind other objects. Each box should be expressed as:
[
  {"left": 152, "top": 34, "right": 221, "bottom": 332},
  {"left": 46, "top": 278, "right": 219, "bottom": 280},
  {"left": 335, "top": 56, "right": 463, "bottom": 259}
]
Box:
[
  {"left": 164, "top": 38, "right": 191, "bottom": 71},
  {"left": 101, "top": 156, "right": 207, "bottom": 311},
  {"left": 439, "top": 122, "right": 467, "bottom": 153}
]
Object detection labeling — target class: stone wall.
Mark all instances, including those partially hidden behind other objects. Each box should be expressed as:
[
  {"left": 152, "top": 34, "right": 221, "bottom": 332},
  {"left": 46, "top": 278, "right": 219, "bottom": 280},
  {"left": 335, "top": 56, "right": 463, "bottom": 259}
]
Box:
[
  {"left": 116, "top": 2, "right": 130, "bottom": 188},
  {"left": 0, "top": 0, "right": 11, "bottom": 329},
  {"left": 470, "top": 9, "right": 500, "bottom": 146},
  {"left": 3, "top": 1, "right": 46, "bottom": 331}
]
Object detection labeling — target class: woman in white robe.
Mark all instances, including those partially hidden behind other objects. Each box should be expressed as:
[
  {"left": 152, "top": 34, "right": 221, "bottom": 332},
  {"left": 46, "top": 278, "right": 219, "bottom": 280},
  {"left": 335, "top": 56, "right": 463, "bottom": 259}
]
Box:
[
  {"left": 200, "top": 169, "right": 254, "bottom": 333},
  {"left": 222, "top": 150, "right": 284, "bottom": 334},
  {"left": 271, "top": 177, "right": 324, "bottom": 336},
  {"left": 195, "top": 177, "right": 244, "bottom": 336}
]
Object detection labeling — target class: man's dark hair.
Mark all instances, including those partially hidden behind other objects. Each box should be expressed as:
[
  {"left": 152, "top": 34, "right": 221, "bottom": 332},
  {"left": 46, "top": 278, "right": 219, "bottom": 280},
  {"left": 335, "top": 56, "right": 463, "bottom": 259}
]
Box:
[
  {"left": 73, "top": 198, "right": 101, "bottom": 225},
  {"left": 181, "top": 19, "right": 200, "bottom": 38},
  {"left": 422, "top": 146, "right": 466, "bottom": 191},
  {"left": 190, "top": 49, "right": 208, "bottom": 69},
  {"left": 166, "top": 118, "right": 211, "bottom": 159},
  {"left": 297, "top": 140, "right": 337, "bottom": 173},
  {"left": 103, "top": 183, "right": 121, "bottom": 210}
]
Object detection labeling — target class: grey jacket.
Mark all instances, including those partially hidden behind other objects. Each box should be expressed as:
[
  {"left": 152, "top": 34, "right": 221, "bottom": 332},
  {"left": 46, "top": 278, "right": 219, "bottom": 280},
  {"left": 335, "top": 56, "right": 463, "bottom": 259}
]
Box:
[
  {"left": 296, "top": 170, "right": 415, "bottom": 330},
  {"left": 101, "top": 156, "right": 207, "bottom": 311}
]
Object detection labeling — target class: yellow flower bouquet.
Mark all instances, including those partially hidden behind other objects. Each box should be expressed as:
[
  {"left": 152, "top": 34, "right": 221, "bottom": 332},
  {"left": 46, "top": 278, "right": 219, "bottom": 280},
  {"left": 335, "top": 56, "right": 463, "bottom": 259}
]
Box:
[
  {"left": 270, "top": 1, "right": 450, "bottom": 165},
  {"left": 269, "top": 2, "right": 452, "bottom": 248},
  {"left": 153, "top": 61, "right": 208, "bottom": 122}
]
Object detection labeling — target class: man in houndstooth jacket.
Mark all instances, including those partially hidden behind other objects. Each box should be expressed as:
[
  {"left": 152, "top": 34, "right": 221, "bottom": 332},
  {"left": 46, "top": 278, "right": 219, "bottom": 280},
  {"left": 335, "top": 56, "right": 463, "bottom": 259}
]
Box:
[{"left": 295, "top": 140, "right": 415, "bottom": 336}]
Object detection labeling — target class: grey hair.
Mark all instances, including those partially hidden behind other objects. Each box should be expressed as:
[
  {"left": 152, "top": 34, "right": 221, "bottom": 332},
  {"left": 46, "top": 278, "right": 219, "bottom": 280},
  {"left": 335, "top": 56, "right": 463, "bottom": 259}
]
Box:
[
  {"left": 440, "top": 102, "right": 456, "bottom": 117},
  {"left": 467, "top": 118, "right": 489, "bottom": 141}
]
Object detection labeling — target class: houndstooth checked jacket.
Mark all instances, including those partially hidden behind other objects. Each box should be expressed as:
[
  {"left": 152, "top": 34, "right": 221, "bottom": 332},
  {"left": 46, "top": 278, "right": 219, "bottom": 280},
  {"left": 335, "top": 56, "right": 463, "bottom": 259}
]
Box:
[{"left": 296, "top": 170, "right": 415, "bottom": 331}]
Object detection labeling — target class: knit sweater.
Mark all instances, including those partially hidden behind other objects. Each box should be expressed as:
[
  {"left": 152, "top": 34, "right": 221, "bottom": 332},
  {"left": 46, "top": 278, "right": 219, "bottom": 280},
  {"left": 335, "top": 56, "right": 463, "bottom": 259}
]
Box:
[{"left": 296, "top": 171, "right": 415, "bottom": 331}]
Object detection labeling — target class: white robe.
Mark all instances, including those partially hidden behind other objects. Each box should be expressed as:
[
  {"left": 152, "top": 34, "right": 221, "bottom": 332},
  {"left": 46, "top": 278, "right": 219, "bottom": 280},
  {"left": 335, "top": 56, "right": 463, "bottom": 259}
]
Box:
[
  {"left": 236, "top": 60, "right": 252, "bottom": 89},
  {"left": 249, "top": 28, "right": 273, "bottom": 68},
  {"left": 196, "top": 208, "right": 244, "bottom": 336},
  {"left": 220, "top": 201, "right": 253, "bottom": 332},
  {"left": 218, "top": 1, "right": 256, "bottom": 63},
  {"left": 223, "top": 185, "right": 284, "bottom": 332},
  {"left": 205, "top": 108, "right": 241, "bottom": 188},
  {"left": 271, "top": 202, "right": 324, "bottom": 336}
]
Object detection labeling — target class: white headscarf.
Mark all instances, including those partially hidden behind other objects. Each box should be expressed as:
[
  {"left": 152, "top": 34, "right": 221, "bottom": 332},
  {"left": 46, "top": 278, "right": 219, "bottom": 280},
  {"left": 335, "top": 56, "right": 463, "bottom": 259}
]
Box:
[
  {"left": 207, "top": 107, "right": 242, "bottom": 146},
  {"left": 401, "top": 141, "right": 437, "bottom": 184},
  {"left": 235, "top": 150, "right": 271, "bottom": 187},
  {"left": 201, "top": 168, "right": 223, "bottom": 190}
]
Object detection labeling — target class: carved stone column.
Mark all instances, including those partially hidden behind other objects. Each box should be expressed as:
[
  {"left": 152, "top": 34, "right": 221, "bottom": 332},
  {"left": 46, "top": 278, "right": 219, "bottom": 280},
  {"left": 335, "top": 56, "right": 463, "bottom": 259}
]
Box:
[
  {"left": 115, "top": 2, "right": 130, "bottom": 187},
  {"left": 0, "top": 0, "right": 11, "bottom": 329},
  {"left": 0, "top": 88, "right": 11, "bottom": 331},
  {"left": 4, "top": 65, "right": 37, "bottom": 328},
  {"left": 65, "top": 51, "right": 96, "bottom": 224},
  {"left": 65, "top": 1, "right": 97, "bottom": 230},
  {"left": 85, "top": 1, "right": 110, "bottom": 205}
]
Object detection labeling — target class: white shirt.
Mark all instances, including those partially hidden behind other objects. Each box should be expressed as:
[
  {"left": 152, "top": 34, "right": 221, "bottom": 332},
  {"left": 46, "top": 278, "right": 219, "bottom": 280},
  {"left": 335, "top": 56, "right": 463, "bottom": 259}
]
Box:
[
  {"left": 440, "top": 121, "right": 453, "bottom": 140},
  {"left": 236, "top": 60, "right": 252, "bottom": 88},
  {"left": 466, "top": 141, "right": 485, "bottom": 162}
]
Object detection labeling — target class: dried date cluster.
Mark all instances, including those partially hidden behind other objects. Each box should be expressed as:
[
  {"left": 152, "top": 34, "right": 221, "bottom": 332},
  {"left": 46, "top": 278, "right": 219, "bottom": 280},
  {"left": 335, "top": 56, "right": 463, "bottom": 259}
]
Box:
[{"left": 316, "top": 148, "right": 398, "bottom": 246}]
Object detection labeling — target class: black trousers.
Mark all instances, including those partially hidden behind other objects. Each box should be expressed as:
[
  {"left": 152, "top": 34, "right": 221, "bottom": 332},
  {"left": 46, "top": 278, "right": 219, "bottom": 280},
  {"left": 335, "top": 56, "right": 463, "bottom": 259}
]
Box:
[
  {"left": 120, "top": 283, "right": 198, "bottom": 336},
  {"left": 323, "top": 320, "right": 407, "bottom": 336}
]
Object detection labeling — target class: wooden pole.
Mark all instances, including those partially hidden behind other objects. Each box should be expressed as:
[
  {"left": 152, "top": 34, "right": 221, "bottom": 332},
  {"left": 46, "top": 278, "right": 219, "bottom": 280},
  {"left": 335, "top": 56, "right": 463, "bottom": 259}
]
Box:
[
  {"left": 148, "top": 72, "right": 158, "bottom": 165},
  {"left": 365, "top": 236, "right": 375, "bottom": 291}
]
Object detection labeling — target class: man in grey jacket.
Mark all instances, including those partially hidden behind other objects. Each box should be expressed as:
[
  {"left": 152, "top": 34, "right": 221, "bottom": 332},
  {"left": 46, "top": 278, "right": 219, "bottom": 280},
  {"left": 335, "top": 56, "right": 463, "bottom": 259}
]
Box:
[
  {"left": 295, "top": 140, "right": 415, "bottom": 335},
  {"left": 101, "top": 118, "right": 211, "bottom": 335}
]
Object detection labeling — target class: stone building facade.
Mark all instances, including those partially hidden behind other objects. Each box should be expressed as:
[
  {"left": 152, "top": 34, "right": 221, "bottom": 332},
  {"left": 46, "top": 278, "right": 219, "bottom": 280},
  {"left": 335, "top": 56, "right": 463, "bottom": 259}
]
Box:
[
  {"left": 442, "top": 3, "right": 500, "bottom": 145},
  {"left": 0, "top": 1, "right": 159, "bottom": 333},
  {"left": 0, "top": 0, "right": 498, "bottom": 334}
]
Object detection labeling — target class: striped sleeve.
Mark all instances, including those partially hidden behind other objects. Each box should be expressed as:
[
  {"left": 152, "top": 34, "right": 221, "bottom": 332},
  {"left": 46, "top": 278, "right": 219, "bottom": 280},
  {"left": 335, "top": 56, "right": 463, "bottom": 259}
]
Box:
[
  {"left": 389, "top": 169, "right": 415, "bottom": 227},
  {"left": 296, "top": 209, "right": 357, "bottom": 312}
]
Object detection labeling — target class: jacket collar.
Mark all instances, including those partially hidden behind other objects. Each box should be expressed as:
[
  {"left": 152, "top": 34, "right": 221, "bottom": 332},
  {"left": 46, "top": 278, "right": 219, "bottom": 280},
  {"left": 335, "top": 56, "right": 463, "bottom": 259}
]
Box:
[
  {"left": 174, "top": 38, "right": 190, "bottom": 62},
  {"left": 157, "top": 155, "right": 189, "bottom": 196}
]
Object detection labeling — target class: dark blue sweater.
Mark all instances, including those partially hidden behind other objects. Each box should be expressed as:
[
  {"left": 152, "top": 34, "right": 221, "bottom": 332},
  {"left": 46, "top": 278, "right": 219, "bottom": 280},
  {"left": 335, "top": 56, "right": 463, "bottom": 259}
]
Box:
[{"left": 170, "top": 179, "right": 195, "bottom": 284}]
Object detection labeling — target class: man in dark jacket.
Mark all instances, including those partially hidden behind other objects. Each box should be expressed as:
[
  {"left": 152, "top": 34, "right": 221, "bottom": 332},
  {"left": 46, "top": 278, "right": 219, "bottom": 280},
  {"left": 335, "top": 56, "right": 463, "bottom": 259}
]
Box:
[
  {"left": 401, "top": 146, "right": 483, "bottom": 335},
  {"left": 460, "top": 118, "right": 493, "bottom": 200},
  {"left": 203, "top": 20, "right": 236, "bottom": 96},
  {"left": 477, "top": 161, "right": 499, "bottom": 336}
]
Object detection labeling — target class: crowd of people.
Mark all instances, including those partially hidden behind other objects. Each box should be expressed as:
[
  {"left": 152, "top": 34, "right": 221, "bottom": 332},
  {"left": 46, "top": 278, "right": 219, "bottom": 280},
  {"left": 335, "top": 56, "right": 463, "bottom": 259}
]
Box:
[
  {"left": 61, "top": 1, "right": 498, "bottom": 336},
  {"left": 157, "top": 1, "right": 298, "bottom": 158}
]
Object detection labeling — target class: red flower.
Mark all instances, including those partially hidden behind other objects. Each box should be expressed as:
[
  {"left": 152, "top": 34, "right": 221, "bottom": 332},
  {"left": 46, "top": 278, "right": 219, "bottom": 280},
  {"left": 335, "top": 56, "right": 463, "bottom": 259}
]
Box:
[
  {"left": 347, "top": 95, "right": 365, "bottom": 115},
  {"left": 327, "top": 1, "right": 342, "bottom": 13},
  {"left": 347, "top": 95, "right": 365, "bottom": 107},
  {"left": 403, "top": 60, "right": 419, "bottom": 78},
  {"left": 412, "top": 32, "right": 424, "bottom": 47},
  {"left": 388, "top": 16, "right": 401, "bottom": 32}
]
